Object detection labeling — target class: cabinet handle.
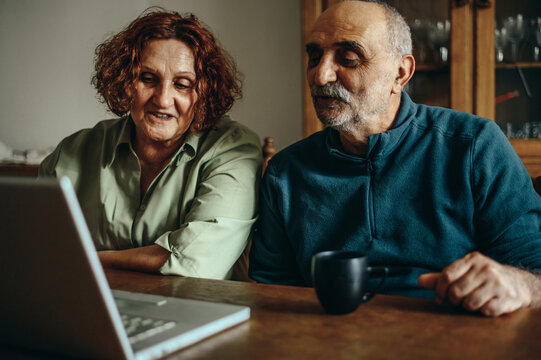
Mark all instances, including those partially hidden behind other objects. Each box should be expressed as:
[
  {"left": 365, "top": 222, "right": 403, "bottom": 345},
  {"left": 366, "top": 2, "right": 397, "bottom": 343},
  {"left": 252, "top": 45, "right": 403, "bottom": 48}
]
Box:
[
  {"left": 455, "top": 0, "right": 470, "bottom": 7},
  {"left": 475, "top": 0, "right": 491, "bottom": 8}
]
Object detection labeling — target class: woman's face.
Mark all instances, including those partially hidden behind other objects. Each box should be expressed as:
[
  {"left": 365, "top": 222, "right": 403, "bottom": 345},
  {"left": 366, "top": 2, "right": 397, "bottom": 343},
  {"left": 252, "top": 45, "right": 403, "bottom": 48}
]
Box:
[{"left": 130, "top": 39, "right": 198, "bottom": 147}]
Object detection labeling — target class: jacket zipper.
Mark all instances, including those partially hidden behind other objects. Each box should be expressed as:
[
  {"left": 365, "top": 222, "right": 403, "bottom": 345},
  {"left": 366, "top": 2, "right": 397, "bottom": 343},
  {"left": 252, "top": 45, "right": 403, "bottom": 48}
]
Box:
[{"left": 367, "top": 159, "right": 376, "bottom": 242}]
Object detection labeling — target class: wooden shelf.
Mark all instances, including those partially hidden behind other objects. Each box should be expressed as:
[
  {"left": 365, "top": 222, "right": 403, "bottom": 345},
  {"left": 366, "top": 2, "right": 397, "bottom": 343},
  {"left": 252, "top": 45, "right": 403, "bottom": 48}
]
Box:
[
  {"left": 415, "top": 63, "right": 449, "bottom": 72},
  {"left": 496, "top": 62, "right": 541, "bottom": 69},
  {"left": 509, "top": 139, "right": 541, "bottom": 178}
]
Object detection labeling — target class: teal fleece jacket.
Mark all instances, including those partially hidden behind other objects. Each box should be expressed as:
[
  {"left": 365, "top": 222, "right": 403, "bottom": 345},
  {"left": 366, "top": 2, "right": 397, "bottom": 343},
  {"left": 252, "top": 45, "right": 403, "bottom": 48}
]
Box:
[{"left": 249, "top": 92, "right": 541, "bottom": 298}]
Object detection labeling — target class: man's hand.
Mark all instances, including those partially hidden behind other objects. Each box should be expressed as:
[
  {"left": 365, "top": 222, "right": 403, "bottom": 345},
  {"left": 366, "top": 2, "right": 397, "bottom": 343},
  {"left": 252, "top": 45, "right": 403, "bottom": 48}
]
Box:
[{"left": 418, "top": 252, "right": 534, "bottom": 317}]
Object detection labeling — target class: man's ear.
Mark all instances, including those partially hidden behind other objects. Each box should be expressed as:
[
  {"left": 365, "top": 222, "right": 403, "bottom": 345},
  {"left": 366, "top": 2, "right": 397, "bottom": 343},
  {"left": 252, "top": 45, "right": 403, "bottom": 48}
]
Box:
[{"left": 392, "top": 54, "right": 415, "bottom": 94}]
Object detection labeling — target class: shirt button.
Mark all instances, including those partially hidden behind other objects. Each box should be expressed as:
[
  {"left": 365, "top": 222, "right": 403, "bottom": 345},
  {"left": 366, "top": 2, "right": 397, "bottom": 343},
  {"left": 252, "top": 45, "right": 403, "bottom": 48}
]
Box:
[{"left": 140, "top": 204, "right": 146, "bottom": 211}]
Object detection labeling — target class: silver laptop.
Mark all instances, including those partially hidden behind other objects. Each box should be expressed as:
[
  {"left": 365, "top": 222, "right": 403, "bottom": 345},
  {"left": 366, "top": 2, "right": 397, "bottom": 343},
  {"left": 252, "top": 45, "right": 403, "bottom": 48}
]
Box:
[{"left": 0, "top": 176, "right": 250, "bottom": 359}]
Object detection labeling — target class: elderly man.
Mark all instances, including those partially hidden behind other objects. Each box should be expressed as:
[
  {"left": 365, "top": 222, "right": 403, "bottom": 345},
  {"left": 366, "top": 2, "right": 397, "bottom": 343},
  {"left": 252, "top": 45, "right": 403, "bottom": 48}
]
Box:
[{"left": 249, "top": 0, "right": 541, "bottom": 316}]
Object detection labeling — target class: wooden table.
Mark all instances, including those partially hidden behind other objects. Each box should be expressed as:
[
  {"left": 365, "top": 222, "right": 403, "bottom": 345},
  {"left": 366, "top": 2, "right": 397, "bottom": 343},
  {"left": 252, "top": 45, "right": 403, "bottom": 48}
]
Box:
[{"left": 106, "top": 268, "right": 541, "bottom": 360}]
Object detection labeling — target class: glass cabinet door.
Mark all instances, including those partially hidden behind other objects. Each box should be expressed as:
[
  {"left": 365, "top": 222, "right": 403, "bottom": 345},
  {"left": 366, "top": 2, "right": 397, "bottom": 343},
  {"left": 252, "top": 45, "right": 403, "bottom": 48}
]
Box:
[
  {"left": 495, "top": 2, "right": 541, "bottom": 139},
  {"left": 384, "top": 0, "right": 451, "bottom": 108}
]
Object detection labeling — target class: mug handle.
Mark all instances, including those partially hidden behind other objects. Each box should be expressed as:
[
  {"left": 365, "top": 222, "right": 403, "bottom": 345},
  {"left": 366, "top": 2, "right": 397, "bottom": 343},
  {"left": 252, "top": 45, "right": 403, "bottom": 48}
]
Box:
[{"left": 362, "top": 266, "right": 389, "bottom": 302}]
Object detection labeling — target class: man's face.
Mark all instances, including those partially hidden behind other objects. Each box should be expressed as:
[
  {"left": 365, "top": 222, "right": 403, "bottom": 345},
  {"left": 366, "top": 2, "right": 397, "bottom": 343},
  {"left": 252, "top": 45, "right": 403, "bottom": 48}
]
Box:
[{"left": 306, "top": 3, "right": 397, "bottom": 133}]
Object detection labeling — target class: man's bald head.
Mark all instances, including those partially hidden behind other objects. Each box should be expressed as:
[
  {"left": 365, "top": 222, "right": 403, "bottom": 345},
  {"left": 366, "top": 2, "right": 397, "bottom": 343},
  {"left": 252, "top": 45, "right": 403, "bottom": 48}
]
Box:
[{"left": 316, "top": 1, "right": 412, "bottom": 59}]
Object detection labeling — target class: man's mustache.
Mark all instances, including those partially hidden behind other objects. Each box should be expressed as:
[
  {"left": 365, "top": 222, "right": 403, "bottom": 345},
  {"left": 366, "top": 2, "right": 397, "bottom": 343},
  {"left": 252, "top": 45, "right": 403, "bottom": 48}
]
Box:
[{"left": 310, "top": 83, "right": 351, "bottom": 104}]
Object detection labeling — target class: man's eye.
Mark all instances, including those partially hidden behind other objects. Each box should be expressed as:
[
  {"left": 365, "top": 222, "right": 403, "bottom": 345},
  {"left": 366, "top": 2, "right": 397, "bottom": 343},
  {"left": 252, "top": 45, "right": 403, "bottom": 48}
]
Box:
[
  {"left": 307, "top": 54, "right": 321, "bottom": 67},
  {"left": 340, "top": 57, "right": 358, "bottom": 66},
  {"left": 337, "top": 50, "right": 361, "bottom": 67}
]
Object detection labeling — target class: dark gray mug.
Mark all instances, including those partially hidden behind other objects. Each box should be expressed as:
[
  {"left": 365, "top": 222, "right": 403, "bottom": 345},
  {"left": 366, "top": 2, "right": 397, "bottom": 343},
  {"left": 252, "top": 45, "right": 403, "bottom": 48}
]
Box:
[{"left": 311, "top": 251, "right": 388, "bottom": 315}]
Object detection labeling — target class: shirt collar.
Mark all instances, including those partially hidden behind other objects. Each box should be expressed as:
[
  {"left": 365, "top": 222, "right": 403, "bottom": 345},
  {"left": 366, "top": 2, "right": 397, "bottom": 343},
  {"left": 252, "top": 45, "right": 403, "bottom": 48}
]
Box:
[
  {"left": 107, "top": 116, "right": 132, "bottom": 166},
  {"left": 108, "top": 116, "right": 198, "bottom": 167},
  {"left": 176, "top": 130, "right": 198, "bottom": 165},
  {"left": 326, "top": 91, "right": 417, "bottom": 161}
]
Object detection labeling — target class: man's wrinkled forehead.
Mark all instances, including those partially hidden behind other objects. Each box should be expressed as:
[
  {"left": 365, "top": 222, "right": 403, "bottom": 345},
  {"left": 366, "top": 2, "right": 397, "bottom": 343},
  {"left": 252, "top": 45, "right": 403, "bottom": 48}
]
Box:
[{"left": 308, "top": 2, "right": 387, "bottom": 48}]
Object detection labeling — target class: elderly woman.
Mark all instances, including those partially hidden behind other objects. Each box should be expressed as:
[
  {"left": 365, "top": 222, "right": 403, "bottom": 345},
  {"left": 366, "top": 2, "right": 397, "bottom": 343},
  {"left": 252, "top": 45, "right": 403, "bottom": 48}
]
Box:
[{"left": 39, "top": 9, "right": 261, "bottom": 279}]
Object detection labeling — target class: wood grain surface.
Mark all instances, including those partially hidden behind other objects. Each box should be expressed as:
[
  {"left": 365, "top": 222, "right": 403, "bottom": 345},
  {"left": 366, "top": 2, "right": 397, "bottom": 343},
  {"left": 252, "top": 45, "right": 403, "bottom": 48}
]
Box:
[{"left": 106, "top": 268, "right": 541, "bottom": 360}]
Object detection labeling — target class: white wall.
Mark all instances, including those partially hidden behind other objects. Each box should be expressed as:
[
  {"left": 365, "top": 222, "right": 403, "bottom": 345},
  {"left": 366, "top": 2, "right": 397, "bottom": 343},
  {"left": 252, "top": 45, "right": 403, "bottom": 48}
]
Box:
[{"left": 0, "top": 0, "right": 302, "bottom": 151}]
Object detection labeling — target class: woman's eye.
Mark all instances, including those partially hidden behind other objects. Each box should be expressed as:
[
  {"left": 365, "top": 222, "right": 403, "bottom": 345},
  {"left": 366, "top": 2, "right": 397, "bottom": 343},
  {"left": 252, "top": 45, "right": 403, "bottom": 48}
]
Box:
[
  {"left": 174, "top": 77, "right": 195, "bottom": 90},
  {"left": 175, "top": 82, "right": 190, "bottom": 89},
  {"left": 140, "top": 74, "right": 156, "bottom": 83}
]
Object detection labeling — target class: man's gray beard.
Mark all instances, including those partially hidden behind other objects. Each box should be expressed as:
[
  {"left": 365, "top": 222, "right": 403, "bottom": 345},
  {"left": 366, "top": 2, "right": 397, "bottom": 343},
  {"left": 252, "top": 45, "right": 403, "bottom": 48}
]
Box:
[
  {"left": 315, "top": 106, "right": 359, "bottom": 135},
  {"left": 314, "top": 94, "right": 389, "bottom": 135},
  {"left": 311, "top": 80, "right": 391, "bottom": 134},
  {"left": 310, "top": 82, "right": 357, "bottom": 134}
]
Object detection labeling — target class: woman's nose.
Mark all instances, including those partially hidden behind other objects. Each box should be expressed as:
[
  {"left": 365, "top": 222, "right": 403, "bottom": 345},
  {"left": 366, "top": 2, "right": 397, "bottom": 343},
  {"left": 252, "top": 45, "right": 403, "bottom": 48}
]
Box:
[{"left": 153, "top": 82, "right": 174, "bottom": 108}]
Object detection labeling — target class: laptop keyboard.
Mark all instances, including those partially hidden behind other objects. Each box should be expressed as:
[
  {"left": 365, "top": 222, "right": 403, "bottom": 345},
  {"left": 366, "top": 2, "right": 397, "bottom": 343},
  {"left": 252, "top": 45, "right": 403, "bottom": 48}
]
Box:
[{"left": 120, "top": 313, "right": 176, "bottom": 344}]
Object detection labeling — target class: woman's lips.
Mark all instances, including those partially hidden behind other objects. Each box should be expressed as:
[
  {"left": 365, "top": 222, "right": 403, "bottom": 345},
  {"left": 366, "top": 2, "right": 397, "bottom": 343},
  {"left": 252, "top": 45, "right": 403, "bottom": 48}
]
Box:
[{"left": 148, "top": 111, "right": 174, "bottom": 120}]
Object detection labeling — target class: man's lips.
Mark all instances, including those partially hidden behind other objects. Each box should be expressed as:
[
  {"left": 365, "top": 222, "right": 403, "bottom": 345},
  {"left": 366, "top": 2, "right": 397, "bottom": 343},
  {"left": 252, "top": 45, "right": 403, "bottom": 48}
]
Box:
[{"left": 314, "top": 96, "right": 342, "bottom": 106}]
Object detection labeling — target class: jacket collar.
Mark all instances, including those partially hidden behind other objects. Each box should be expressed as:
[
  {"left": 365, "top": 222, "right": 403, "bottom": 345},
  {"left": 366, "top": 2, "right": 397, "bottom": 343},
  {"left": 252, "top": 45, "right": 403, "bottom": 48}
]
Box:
[{"left": 326, "top": 91, "right": 416, "bottom": 161}]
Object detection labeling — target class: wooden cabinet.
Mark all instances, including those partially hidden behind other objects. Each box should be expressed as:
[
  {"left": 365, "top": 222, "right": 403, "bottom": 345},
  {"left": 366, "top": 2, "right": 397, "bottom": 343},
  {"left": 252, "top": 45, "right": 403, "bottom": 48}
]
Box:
[{"left": 302, "top": 0, "right": 541, "bottom": 178}]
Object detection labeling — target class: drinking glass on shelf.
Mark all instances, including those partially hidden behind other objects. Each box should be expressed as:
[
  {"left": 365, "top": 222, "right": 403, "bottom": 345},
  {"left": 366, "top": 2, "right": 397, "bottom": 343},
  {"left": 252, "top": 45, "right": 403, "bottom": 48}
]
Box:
[
  {"left": 411, "top": 19, "right": 429, "bottom": 64},
  {"left": 534, "top": 18, "right": 541, "bottom": 62},
  {"left": 532, "top": 122, "right": 541, "bottom": 139},
  {"left": 507, "top": 122, "right": 533, "bottom": 139},
  {"left": 494, "top": 27, "right": 508, "bottom": 63},
  {"left": 503, "top": 14, "right": 525, "bottom": 62},
  {"left": 427, "top": 20, "right": 451, "bottom": 65}
]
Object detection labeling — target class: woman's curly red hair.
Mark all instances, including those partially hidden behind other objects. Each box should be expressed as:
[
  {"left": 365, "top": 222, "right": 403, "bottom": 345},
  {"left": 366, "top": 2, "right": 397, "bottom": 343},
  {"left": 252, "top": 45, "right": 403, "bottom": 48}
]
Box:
[{"left": 92, "top": 8, "right": 242, "bottom": 132}]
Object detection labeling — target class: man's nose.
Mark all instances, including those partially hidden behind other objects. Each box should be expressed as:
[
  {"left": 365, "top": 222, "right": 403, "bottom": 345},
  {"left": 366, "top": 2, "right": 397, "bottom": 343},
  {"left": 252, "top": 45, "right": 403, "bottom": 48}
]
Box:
[
  {"left": 311, "top": 54, "right": 338, "bottom": 86},
  {"left": 153, "top": 82, "right": 174, "bottom": 108}
]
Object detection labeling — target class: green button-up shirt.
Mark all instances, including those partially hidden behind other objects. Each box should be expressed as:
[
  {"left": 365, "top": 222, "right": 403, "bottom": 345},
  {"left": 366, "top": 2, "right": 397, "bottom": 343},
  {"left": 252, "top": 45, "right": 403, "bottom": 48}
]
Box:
[{"left": 39, "top": 115, "right": 261, "bottom": 279}]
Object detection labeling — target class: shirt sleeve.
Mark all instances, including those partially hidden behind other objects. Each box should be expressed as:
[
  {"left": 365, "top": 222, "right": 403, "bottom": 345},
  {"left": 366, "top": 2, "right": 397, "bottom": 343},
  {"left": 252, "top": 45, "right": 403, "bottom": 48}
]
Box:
[
  {"left": 155, "top": 127, "right": 262, "bottom": 279},
  {"left": 472, "top": 121, "right": 541, "bottom": 270},
  {"left": 248, "top": 161, "right": 305, "bottom": 285},
  {"left": 38, "top": 142, "right": 62, "bottom": 178}
]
